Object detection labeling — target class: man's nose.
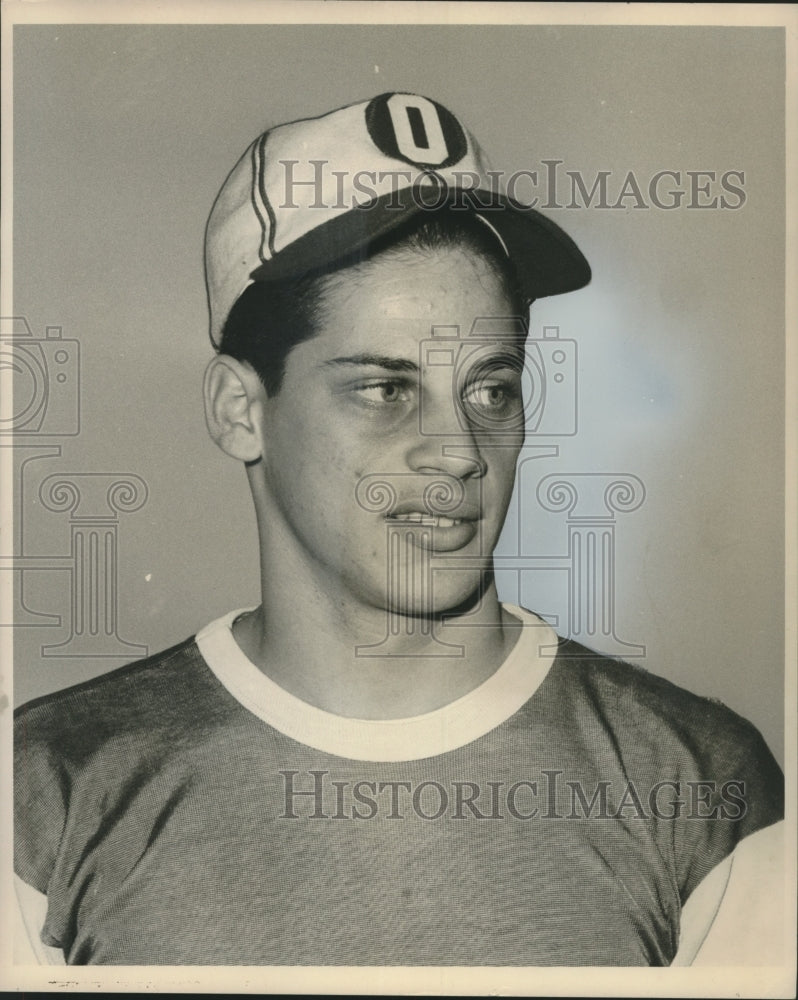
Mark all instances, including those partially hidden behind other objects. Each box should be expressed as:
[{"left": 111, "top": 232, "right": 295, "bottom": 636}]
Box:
[{"left": 405, "top": 392, "right": 486, "bottom": 480}]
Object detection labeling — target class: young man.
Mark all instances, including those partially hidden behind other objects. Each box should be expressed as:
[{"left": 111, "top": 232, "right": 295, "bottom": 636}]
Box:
[{"left": 14, "top": 93, "right": 784, "bottom": 966}]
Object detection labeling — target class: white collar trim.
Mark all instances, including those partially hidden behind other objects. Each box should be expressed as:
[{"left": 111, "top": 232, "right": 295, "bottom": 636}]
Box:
[{"left": 195, "top": 605, "right": 558, "bottom": 762}]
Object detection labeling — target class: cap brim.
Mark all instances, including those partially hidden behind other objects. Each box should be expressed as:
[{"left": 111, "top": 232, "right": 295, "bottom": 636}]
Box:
[{"left": 249, "top": 188, "right": 591, "bottom": 300}]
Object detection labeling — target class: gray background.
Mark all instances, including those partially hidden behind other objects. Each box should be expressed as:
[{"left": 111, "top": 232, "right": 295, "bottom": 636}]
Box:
[{"left": 11, "top": 24, "right": 785, "bottom": 764}]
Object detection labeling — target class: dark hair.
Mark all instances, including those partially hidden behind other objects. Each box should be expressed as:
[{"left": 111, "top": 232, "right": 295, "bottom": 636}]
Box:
[{"left": 218, "top": 208, "right": 527, "bottom": 396}]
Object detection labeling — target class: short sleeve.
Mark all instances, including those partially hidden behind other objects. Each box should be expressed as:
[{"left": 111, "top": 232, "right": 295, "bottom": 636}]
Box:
[
  {"left": 14, "top": 703, "right": 70, "bottom": 896},
  {"left": 672, "top": 711, "right": 784, "bottom": 902}
]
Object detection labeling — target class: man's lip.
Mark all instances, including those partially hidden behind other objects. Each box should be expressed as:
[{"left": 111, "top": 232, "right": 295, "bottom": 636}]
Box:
[
  {"left": 382, "top": 515, "right": 480, "bottom": 552},
  {"left": 386, "top": 513, "right": 471, "bottom": 529},
  {"left": 385, "top": 500, "right": 481, "bottom": 522}
]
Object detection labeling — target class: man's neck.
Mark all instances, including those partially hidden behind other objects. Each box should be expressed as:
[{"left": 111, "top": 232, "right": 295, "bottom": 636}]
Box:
[{"left": 231, "top": 560, "right": 520, "bottom": 720}]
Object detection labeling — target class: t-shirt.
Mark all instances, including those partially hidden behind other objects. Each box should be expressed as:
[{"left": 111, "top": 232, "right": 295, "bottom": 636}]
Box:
[{"left": 14, "top": 606, "right": 784, "bottom": 966}]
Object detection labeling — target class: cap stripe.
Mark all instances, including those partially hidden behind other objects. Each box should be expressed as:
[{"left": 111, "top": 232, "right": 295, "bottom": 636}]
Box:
[
  {"left": 260, "top": 135, "right": 278, "bottom": 262},
  {"left": 252, "top": 133, "right": 277, "bottom": 263},
  {"left": 249, "top": 136, "right": 269, "bottom": 265}
]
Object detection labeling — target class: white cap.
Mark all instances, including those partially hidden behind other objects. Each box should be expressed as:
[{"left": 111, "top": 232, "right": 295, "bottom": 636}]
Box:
[{"left": 204, "top": 92, "right": 591, "bottom": 346}]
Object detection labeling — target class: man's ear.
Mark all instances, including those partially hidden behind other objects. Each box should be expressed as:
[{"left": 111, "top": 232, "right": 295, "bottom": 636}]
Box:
[{"left": 203, "top": 355, "right": 266, "bottom": 462}]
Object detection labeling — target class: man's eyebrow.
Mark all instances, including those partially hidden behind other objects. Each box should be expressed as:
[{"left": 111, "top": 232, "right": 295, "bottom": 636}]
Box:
[{"left": 320, "top": 354, "right": 420, "bottom": 373}]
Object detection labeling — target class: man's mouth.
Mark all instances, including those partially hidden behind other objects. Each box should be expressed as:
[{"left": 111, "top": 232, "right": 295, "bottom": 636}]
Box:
[
  {"left": 382, "top": 501, "right": 482, "bottom": 551},
  {"left": 387, "top": 512, "right": 466, "bottom": 528},
  {"left": 386, "top": 499, "right": 481, "bottom": 524}
]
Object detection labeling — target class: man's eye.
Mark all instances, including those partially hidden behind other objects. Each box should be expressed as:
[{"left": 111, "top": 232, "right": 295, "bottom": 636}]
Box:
[
  {"left": 467, "top": 384, "right": 506, "bottom": 407},
  {"left": 462, "top": 378, "right": 522, "bottom": 417},
  {"left": 353, "top": 380, "right": 412, "bottom": 405}
]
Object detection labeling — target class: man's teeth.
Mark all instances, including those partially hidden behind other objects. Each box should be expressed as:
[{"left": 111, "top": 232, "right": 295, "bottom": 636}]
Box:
[{"left": 389, "top": 513, "right": 463, "bottom": 527}]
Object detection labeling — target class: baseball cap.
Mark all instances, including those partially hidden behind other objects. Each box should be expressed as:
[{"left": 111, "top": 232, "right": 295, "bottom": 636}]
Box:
[{"left": 205, "top": 92, "right": 591, "bottom": 346}]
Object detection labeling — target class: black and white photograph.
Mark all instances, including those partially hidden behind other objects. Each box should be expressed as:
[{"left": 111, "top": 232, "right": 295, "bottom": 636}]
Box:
[{"left": 2, "top": 1, "right": 795, "bottom": 995}]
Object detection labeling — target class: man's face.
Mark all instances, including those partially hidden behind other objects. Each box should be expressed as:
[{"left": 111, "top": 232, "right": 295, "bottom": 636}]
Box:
[{"left": 254, "top": 242, "right": 526, "bottom": 617}]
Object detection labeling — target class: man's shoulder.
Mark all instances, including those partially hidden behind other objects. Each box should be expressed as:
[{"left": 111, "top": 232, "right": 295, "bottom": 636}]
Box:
[
  {"left": 552, "top": 634, "right": 747, "bottom": 723},
  {"left": 545, "top": 633, "right": 782, "bottom": 784},
  {"left": 14, "top": 635, "right": 209, "bottom": 760},
  {"left": 510, "top": 606, "right": 730, "bottom": 722},
  {"left": 13, "top": 634, "right": 226, "bottom": 894}
]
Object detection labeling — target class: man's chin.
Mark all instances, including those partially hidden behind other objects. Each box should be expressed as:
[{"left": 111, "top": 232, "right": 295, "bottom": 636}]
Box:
[{"left": 377, "top": 569, "right": 497, "bottom": 621}]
